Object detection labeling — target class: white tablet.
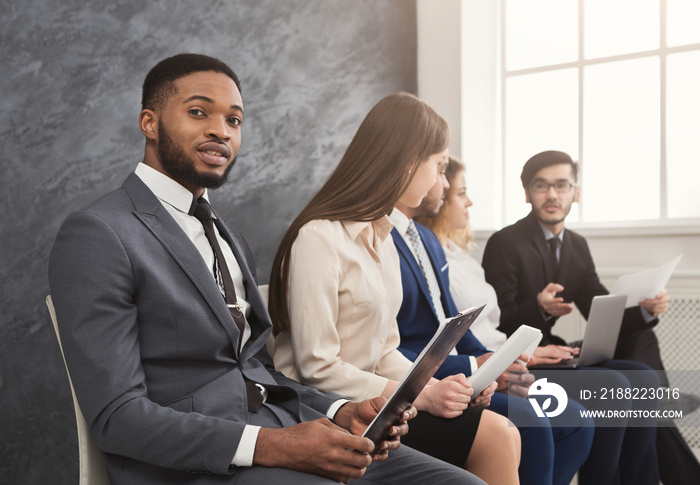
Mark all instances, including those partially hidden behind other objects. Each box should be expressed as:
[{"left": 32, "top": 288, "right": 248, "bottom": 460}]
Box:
[{"left": 468, "top": 325, "right": 542, "bottom": 395}]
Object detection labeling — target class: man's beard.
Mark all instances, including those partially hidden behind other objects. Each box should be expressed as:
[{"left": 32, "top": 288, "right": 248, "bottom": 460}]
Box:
[
  {"left": 534, "top": 204, "right": 569, "bottom": 227},
  {"left": 416, "top": 197, "right": 443, "bottom": 219},
  {"left": 157, "top": 120, "right": 236, "bottom": 190}
]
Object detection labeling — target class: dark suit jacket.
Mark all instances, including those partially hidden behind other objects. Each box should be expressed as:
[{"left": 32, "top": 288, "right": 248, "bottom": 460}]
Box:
[
  {"left": 48, "top": 173, "right": 341, "bottom": 485},
  {"left": 482, "top": 212, "right": 657, "bottom": 347},
  {"left": 391, "top": 222, "right": 488, "bottom": 380}
]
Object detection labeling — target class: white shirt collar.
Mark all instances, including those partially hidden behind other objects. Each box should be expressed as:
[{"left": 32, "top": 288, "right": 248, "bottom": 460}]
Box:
[
  {"left": 134, "top": 163, "right": 210, "bottom": 215},
  {"left": 388, "top": 207, "right": 411, "bottom": 236},
  {"left": 538, "top": 222, "right": 565, "bottom": 242}
]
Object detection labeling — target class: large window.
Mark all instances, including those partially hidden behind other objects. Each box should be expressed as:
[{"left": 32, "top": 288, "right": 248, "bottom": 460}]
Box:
[{"left": 502, "top": 0, "right": 700, "bottom": 227}]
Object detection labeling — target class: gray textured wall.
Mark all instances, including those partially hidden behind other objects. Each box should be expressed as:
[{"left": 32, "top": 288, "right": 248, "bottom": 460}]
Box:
[{"left": 0, "top": 1, "right": 417, "bottom": 483}]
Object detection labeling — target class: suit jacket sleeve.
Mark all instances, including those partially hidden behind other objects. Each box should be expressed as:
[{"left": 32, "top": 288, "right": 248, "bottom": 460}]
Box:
[
  {"left": 49, "top": 209, "right": 246, "bottom": 475},
  {"left": 482, "top": 229, "right": 549, "bottom": 337},
  {"left": 569, "top": 237, "right": 658, "bottom": 333}
]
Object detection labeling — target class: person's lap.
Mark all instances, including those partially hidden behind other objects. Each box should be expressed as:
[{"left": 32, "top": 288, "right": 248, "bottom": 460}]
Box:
[
  {"left": 535, "top": 360, "right": 660, "bottom": 485},
  {"left": 488, "top": 390, "right": 593, "bottom": 485},
  {"left": 400, "top": 405, "right": 483, "bottom": 467},
  {"left": 241, "top": 403, "right": 484, "bottom": 484},
  {"left": 230, "top": 445, "right": 485, "bottom": 485}
]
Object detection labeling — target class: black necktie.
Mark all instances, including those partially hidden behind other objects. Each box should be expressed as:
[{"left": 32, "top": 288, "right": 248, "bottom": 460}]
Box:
[
  {"left": 548, "top": 237, "right": 561, "bottom": 274},
  {"left": 193, "top": 197, "right": 263, "bottom": 412}
]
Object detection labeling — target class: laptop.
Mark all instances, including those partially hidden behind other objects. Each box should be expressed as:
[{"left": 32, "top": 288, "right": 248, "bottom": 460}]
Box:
[{"left": 530, "top": 294, "right": 627, "bottom": 369}]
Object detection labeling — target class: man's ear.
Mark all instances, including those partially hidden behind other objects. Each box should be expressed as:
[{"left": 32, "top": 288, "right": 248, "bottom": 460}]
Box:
[
  {"left": 524, "top": 187, "right": 531, "bottom": 204},
  {"left": 139, "top": 109, "right": 158, "bottom": 140},
  {"left": 574, "top": 185, "right": 581, "bottom": 203}
]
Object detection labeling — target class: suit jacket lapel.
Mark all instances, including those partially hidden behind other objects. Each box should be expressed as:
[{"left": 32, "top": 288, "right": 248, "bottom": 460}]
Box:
[
  {"left": 390, "top": 228, "right": 439, "bottom": 320},
  {"left": 122, "top": 174, "right": 243, "bottom": 355},
  {"left": 416, "top": 224, "right": 454, "bottom": 316},
  {"left": 212, "top": 216, "right": 272, "bottom": 360}
]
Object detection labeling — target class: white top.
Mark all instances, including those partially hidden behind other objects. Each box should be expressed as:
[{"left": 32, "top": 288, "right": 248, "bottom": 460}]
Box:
[
  {"left": 274, "top": 217, "right": 414, "bottom": 401},
  {"left": 444, "top": 239, "right": 507, "bottom": 351}
]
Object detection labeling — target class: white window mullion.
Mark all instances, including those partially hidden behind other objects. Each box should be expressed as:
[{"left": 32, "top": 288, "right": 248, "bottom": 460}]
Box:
[{"left": 659, "top": 0, "right": 668, "bottom": 221}]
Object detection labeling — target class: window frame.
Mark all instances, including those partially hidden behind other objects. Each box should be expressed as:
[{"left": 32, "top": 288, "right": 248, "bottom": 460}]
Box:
[{"left": 500, "top": 0, "right": 700, "bottom": 232}]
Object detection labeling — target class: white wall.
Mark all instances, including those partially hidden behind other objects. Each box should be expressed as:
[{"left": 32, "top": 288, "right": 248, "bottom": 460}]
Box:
[
  {"left": 418, "top": 0, "right": 700, "bottom": 340},
  {"left": 417, "top": 0, "right": 501, "bottom": 230}
]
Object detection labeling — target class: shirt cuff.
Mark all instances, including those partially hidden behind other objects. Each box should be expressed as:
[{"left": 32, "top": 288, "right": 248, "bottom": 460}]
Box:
[
  {"left": 327, "top": 399, "right": 350, "bottom": 419},
  {"left": 230, "top": 425, "right": 261, "bottom": 467},
  {"left": 469, "top": 356, "right": 478, "bottom": 374},
  {"left": 639, "top": 306, "right": 657, "bottom": 323},
  {"left": 541, "top": 308, "right": 556, "bottom": 322}
]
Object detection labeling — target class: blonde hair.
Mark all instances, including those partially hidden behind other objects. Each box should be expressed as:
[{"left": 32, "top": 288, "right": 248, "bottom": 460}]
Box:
[
  {"left": 416, "top": 156, "right": 475, "bottom": 253},
  {"left": 269, "top": 92, "right": 450, "bottom": 334}
]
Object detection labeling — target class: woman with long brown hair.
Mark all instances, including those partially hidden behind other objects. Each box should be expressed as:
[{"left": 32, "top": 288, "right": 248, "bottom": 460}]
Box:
[{"left": 268, "top": 92, "right": 520, "bottom": 484}]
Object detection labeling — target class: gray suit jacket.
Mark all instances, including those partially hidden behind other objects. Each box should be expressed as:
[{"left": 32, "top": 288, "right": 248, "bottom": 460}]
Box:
[{"left": 48, "top": 173, "right": 341, "bottom": 484}]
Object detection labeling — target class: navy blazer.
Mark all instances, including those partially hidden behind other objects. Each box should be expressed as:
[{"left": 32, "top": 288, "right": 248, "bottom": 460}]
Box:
[{"left": 392, "top": 222, "right": 488, "bottom": 380}]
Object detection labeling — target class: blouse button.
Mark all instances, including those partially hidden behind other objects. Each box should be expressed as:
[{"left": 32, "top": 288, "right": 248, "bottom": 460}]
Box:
[
  {"left": 376, "top": 262, "right": 381, "bottom": 268},
  {"left": 380, "top": 337, "right": 385, "bottom": 344}
]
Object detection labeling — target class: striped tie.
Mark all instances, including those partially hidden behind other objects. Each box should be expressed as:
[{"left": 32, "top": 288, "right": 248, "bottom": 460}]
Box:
[{"left": 406, "top": 221, "right": 446, "bottom": 323}]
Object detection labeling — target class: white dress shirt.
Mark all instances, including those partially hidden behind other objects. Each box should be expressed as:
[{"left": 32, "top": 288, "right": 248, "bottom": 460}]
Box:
[{"left": 134, "top": 163, "right": 259, "bottom": 466}]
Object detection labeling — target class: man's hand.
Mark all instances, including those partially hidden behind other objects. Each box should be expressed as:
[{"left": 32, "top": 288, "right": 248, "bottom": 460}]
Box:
[
  {"left": 334, "top": 397, "right": 415, "bottom": 461},
  {"left": 471, "top": 381, "right": 498, "bottom": 407},
  {"left": 254, "top": 418, "right": 375, "bottom": 483},
  {"left": 413, "top": 373, "right": 473, "bottom": 418},
  {"left": 640, "top": 289, "right": 670, "bottom": 317},
  {"left": 538, "top": 283, "right": 574, "bottom": 316},
  {"left": 476, "top": 352, "right": 534, "bottom": 398},
  {"left": 529, "top": 345, "right": 579, "bottom": 366},
  {"left": 504, "top": 360, "right": 535, "bottom": 397}
]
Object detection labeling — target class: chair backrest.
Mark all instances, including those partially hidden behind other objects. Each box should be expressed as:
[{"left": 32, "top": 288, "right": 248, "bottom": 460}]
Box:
[{"left": 46, "top": 295, "right": 111, "bottom": 485}]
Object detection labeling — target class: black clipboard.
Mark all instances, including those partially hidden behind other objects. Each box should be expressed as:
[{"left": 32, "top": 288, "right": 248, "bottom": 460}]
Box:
[{"left": 362, "top": 305, "right": 485, "bottom": 449}]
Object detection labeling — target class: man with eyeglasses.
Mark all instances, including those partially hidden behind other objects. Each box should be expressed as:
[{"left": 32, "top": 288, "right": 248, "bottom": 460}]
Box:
[{"left": 482, "top": 149, "right": 700, "bottom": 485}]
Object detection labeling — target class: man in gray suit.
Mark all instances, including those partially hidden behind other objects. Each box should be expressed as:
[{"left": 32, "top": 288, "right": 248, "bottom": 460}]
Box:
[{"left": 48, "top": 54, "right": 483, "bottom": 485}]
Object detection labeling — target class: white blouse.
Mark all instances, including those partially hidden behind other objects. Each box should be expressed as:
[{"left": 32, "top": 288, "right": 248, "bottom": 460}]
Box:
[
  {"left": 273, "top": 217, "right": 413, "bottom": 401},
  {"left": 444, "top": 239, "right": 507, "bottom": 350}
]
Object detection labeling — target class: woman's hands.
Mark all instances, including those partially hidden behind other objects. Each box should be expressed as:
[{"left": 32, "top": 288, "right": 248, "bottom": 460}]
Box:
[{"left": 413, "top": 374, "right": 474, "bottom": 418}]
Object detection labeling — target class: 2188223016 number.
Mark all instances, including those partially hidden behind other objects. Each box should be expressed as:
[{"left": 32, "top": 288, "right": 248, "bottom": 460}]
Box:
[{"left": 598, "top": 387, "right": 680, "bottom": 400}]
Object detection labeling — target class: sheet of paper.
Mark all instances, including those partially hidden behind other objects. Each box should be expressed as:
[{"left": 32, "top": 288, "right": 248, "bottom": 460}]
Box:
[{"left": 611, "top": 254, "right": 682, "bottom": 308}]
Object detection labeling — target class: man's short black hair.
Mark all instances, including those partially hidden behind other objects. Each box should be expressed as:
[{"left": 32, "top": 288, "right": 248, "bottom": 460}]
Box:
[
  {"left": 141, "top": 53, "right": 241, "bottom": 112},
  {"left": 520, "top": 150, "right": 578, "bottom": 188}
]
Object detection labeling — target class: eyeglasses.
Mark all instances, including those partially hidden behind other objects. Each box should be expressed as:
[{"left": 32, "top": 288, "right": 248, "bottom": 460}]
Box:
[{"left": 529, "top": 180, "right": 576, "bottom": 193}]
